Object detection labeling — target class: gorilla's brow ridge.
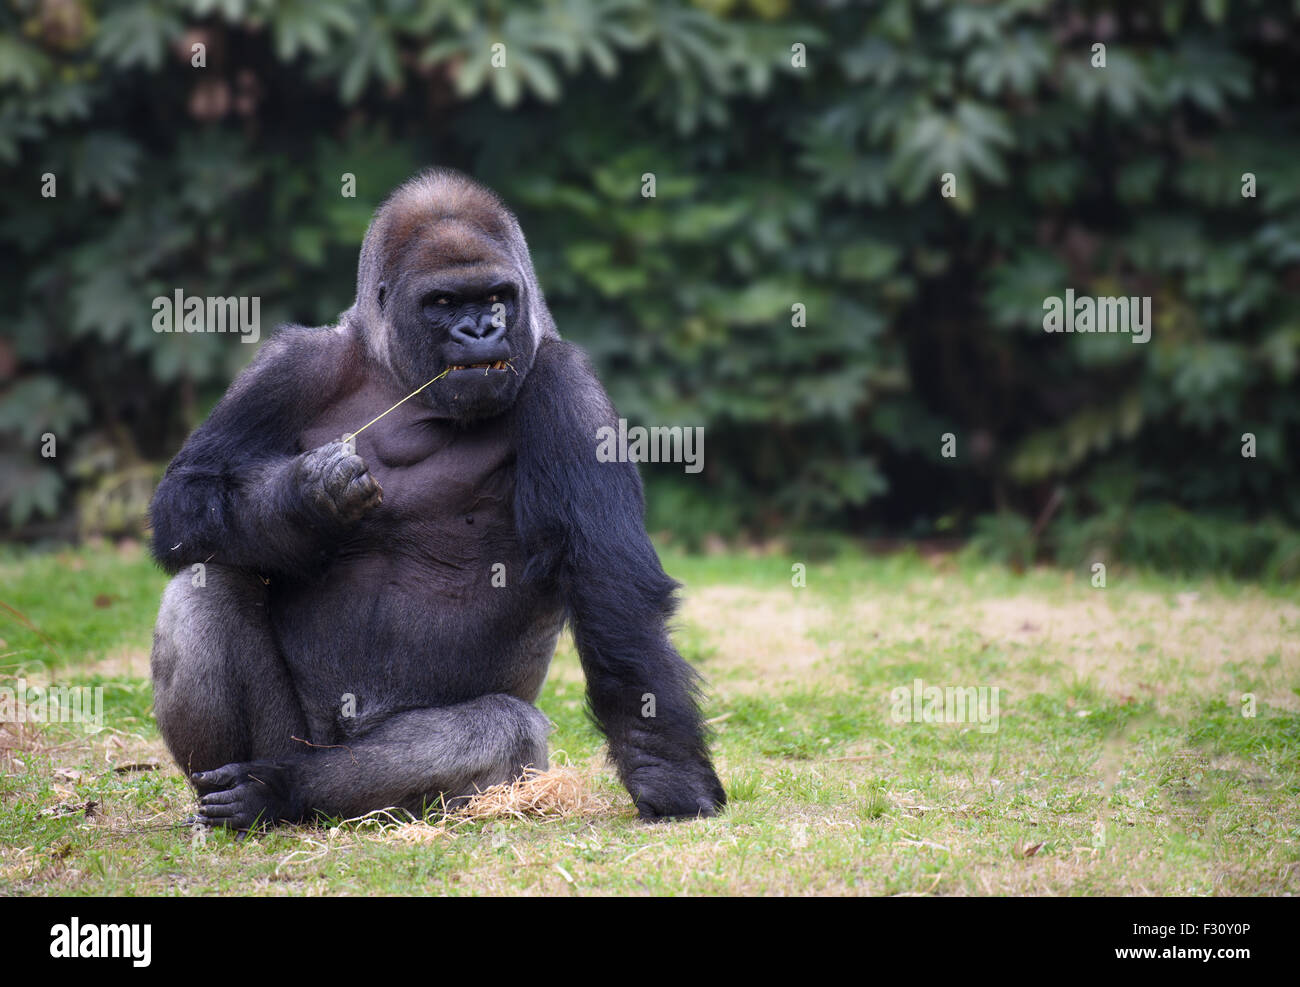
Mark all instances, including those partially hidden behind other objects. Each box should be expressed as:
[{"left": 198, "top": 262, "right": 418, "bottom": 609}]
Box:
[{"left": 386, "top": 213, "right": 516, "bottom": 277}]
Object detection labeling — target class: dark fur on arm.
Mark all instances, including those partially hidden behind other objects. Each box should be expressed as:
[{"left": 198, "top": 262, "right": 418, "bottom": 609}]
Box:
[
  {"left": 149, "top": 327, "right": 359, "bottom": 576},
  {"left": 511, "top": 338, "right": 725, "bottom": 818}
]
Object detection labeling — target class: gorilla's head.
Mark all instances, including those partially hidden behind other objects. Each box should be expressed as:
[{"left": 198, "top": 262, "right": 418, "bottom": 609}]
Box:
[{"left": 349, "top": 169, "right": 558, "bottom": 422}]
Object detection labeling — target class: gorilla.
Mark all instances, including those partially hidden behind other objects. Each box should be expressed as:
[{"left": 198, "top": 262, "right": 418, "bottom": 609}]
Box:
[{"left": 148, "top": 169, "right": 725, "bottom": 828}]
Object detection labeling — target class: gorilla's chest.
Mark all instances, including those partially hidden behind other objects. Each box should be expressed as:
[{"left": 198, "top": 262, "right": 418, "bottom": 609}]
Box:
[
  {"left": 276, "top": 384, "right": 556, "bottom": 712},
  {"left": 300, "top": 382, "right": 516, "bottom": 534}
]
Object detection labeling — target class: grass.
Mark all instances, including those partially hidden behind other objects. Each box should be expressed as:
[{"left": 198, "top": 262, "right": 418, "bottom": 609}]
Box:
[{"left": 1, "top": 539, "right": 1298, "bottom": 896}]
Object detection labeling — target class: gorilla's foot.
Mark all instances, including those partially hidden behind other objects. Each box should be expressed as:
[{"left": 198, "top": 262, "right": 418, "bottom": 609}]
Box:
[{"left": 191, "top": 760, "right": 303, "bottom": 830}]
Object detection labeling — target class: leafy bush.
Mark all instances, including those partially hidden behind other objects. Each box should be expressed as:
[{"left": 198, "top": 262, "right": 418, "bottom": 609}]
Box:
[{"left": 1, "top": 0, "right": 1297, "bottom": 574}]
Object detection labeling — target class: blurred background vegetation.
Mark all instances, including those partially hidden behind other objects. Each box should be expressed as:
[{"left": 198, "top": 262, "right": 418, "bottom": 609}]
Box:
[{"left": 1, "top": 0, "right": 1298, "bottom": 578}]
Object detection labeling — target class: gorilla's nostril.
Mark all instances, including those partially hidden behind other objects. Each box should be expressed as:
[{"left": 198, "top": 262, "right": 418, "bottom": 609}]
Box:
[{"left": 451, "top": 320, "right": 504, "bottom": 343}]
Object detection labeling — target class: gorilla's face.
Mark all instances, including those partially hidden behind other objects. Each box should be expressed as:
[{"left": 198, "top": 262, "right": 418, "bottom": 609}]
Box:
[{"left": 382, "top": 224, "right": 536, "bottom": 422}]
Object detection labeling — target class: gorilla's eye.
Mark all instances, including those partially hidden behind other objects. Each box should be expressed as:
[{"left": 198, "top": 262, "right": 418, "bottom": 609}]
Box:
[{"left": 422, "top": 294, "right": 456, "bottom": 319}]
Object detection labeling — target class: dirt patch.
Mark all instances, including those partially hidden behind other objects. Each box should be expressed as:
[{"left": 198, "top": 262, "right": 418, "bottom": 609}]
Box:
[
  {"left": 971, "top": 591, "right": 1300, "bottom": 707},
  {"left": 87, "top": 646, "right": 151, "bottom": 680},
  {"left": 678, "top": 580, "right": 1298, "bottom": 711},
  {"left": 681, "top": 586, "right": 855, "bottom": 694}
]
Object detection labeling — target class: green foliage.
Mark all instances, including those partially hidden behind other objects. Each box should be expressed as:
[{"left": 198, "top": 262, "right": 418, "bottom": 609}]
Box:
[
  {"left": 968, "top": 512, "right": 1036, "bottom": 572},
  {"left": 1052, "top": 503, "right": 1300, "bottom": 581},
  {"left": 1, "top": 0, "right": 1297, "bottom": 574}
]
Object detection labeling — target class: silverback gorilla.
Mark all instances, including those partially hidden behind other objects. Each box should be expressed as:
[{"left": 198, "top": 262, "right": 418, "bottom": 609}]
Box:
[{"left": 148, "top": 169, "right": 726, "bottom": 828}]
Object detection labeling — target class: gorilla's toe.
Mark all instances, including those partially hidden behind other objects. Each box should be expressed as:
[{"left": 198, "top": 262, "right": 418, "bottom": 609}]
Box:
[
  {"left": 190, "top": 763, "right": 243, "bottom": 793},
  {"left": 189, "top": 760, "right": 300, "bottom": 830},
  {"left": 196, "top": 784, "right": 269, "bottom": 830}
]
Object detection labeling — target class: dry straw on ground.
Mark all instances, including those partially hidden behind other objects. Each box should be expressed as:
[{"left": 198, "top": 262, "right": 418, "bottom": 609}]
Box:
[
  {"left": 336, "top": 766, "right": 614, "bottom": 846},
  {"left": 451, "top": 765, "right": 610, "bottom": 821}
]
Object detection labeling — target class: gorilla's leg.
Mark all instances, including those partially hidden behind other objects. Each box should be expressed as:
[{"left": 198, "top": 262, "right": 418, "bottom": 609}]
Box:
[
  {"left": 192, "top": 695, "right": 550, "bottom": 829},
  {"left": 154, "top": 567, "right": 550, "bottom": 829},
  {"left": 151, "top": 565, "right": 307, "bottom": 776}
]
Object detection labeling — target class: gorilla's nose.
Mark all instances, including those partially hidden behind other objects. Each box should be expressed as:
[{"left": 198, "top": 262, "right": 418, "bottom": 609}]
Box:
[{"left": 450, "top": 317, "right": 506, "bottom": 346}]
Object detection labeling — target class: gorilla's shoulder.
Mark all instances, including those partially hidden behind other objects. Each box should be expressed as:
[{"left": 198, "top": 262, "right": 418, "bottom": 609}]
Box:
[
  {"left": 227, "top": 323, "right": 363, "bottom": 402},
  {"left": 527, "top": 337, "right": 602, "bottom": 394},
  {"left": 529, "top": 335, "right": 583, "bottom": 373},
  {"left": 253, "top": 323, "right": 359, "bottom": 369},
  {"left": 516, "top": 337, "right": 612, "bottom": 426}
]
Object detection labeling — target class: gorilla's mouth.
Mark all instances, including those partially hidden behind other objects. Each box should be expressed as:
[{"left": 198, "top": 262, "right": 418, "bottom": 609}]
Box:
[{"left": 448, "top": 361, "right": 511, "bottom": 373}]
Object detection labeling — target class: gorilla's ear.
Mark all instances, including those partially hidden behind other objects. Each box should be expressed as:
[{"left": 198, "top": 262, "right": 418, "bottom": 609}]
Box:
[{"left": 377, "top": 281, "right": 387, "bottom": 310}]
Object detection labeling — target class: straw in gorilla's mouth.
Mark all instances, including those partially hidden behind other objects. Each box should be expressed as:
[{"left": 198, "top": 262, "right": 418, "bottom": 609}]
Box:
[{"left": 448, "top": 361, "right": 512, "bottom": 373}]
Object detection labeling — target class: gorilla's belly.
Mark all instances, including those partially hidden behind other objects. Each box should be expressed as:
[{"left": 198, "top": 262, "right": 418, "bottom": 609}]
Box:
[{"left": 268, "top": 548, "right": 564, "bottom": 740}]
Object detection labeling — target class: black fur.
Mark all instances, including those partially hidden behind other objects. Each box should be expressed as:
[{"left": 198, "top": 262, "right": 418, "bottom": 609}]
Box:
[
  {"left": 148, "top": 170, "right": 724, "bottom": 828},
  {"left": 512, "top": 342, "right": 725, "bottom": 817}
]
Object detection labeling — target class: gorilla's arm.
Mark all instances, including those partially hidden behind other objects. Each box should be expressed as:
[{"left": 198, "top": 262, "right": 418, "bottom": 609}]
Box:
[
  {"left": 149, "top": 327, "right": 374, "bottom": 576},
  {"left": 512, "top": 339, "right": 726, "bottom": 819}
]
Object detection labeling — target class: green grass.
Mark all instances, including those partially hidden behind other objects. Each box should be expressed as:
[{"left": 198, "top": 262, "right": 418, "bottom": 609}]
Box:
[{"left": 1, "top": 540, "right": 1298, "bottom": 895}]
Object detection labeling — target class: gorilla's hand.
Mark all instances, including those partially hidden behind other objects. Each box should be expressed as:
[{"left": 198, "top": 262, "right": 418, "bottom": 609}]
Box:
[
  {"left": 626, "top": 754, "right": 727, "bottom": 821},
  {"left": 296, "top": 440, "right": 383, "bottom": 522},
  {"left": 192, "top": 760, "right": 303, "bottom": 830}
]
